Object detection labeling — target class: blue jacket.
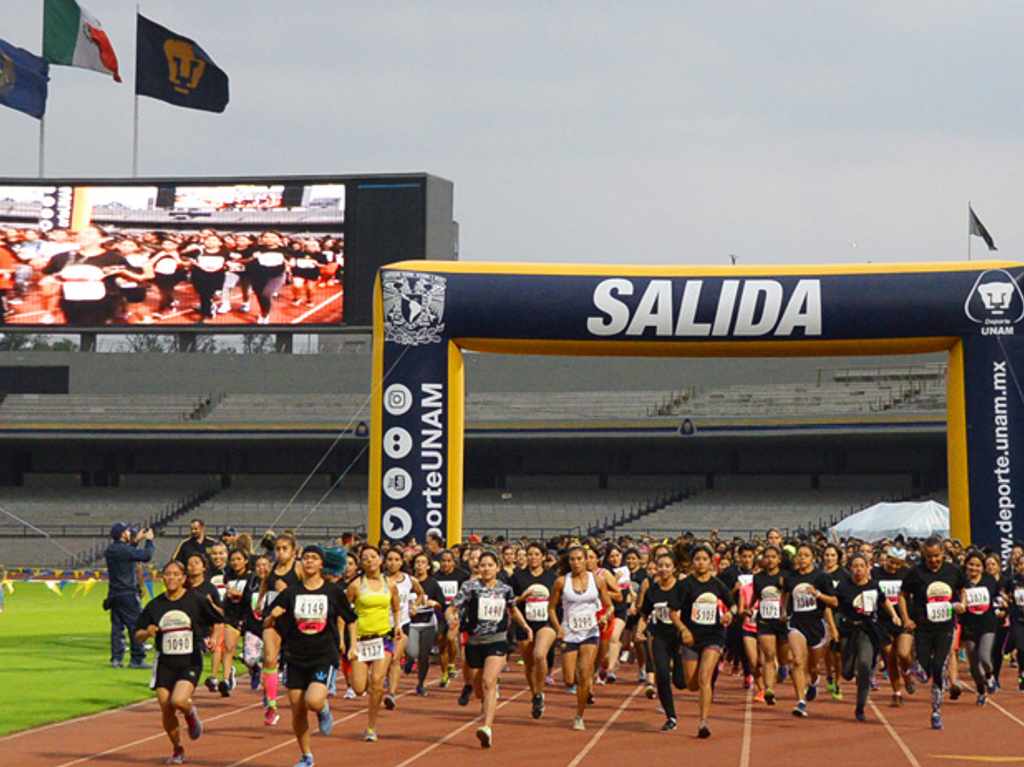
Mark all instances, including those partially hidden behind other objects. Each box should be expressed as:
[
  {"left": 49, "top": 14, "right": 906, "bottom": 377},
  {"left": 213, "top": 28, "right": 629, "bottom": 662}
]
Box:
[{"left": 104, "top": 540, "right": 154, "bottom": 595}]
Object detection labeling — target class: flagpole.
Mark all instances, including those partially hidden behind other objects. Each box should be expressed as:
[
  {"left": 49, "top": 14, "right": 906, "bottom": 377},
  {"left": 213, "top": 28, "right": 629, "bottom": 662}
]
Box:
[
  {"left": 131, "top": 1, "right": 140, "bottom": 177},
  {"left": 38, "top": 16, "right": 45, "bottom": 177}
]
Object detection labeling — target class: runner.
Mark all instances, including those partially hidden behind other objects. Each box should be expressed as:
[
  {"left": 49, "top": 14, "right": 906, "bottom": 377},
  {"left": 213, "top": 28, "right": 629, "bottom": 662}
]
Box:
[
  {"left": 447, "top": 550, "right": 531, "bottom": 748},
  {"left": 265, "top": 544, "right": 356, "bottom": 767},
  {"left": 600, "top": 545, "right": 632, "bottom": 684},
  {"left": 549, "top": 545, "right": 612, "bottom": 731},
  {"left": 783, "top": 543, "right": 838, "bottom": 717},
  {"left": 635, "top": 551, "right": 686, "bottom": 731},
  {"left": 434, "top": 550, "right": 468, "bottom": 689},
  {"left": 511, "top": 542, "right": 557, "bottom": 718},
  {"left": 384, "top": 547, "right": 424, "bottom": 709},
  {"left": 721, "top": 543, "right": 759, "bottom": 696},
  {"left": 821, "top": 544, "right": 848, "bottom": 702},
  {"left": 899, "top": 535, "right": 967, "bottom": 730},
  {"left": 678, "top": 543, "right": 734, "bottom": 738},
  {"left": 834, "top": 552, "right": 901, "bottom": 721},
  {"left": 217, "top": 548, "right": 251, "bottom": 697},
  {"left": 873, "top": 546, "right": 915, "bottom": 706},
  {"left": 959, "top": 549, "right": 1001, "bottom": 704},
  {"left": 408, "top": 552, "right": 445, "bottom": 696},
  {"left": 242, "top": 554, "right": 272, "bottom": 692},
  {"left": 751, "top": 545, "right": 788, "bottom": 706},
  {"left": 204, "top": 542, "right": 230, "bottom": 693},
  {"left": 262, "top": 533, "right": 304, "bottom": 726},
  {"left": 1002, "top": 552, "right": 1024, "bottom": 691},
  {"left": 134, "top": 560, "right": 223, "bottom": 766},
  {"left": 345, "top": 545, "right": 402, "bottom": 742}
]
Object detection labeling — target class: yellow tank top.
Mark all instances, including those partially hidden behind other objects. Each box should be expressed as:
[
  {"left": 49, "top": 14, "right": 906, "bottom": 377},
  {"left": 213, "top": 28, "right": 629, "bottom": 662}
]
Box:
[{"left": 355, "top": 576, "right": 392, "bottom": 637}]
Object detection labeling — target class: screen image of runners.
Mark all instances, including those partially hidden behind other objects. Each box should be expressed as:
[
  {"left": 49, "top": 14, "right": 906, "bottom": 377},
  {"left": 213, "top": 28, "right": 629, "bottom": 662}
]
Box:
[{"left": 0, "top": 181, "right": 345, "bottom": 327}]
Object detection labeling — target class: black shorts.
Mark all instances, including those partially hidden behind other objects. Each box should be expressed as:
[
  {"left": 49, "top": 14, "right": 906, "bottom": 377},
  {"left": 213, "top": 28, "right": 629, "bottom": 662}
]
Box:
[
  {"left": 562, "top": 636, "right": 599, "bottom": 653},
  {"left": 515, "top": 621, "right": 552, "bottom": 643},
  {"left": 153, "top": 662, "right": 201, "bottom": 691},
  {"left": 756, "top": 619, "right": 788, "bottom": 639},
  {"left": 789, "top": 618, "right": 828, "bottom": 650},
  {"left": 465, "top": 641, "right": 508, "bottom": 669},
  {"left": 284, "top": 661, "right": 337, "bottom": 690}
]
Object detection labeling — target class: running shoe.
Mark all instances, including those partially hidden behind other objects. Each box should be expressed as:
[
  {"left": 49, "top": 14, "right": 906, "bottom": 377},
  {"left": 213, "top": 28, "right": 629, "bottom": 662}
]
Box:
[
  {"left": 950, "top": 683, "right": 963, "bottom": 701},
  {"left": 110, "top": 660, "right": 124, "bottom": 668},
  {"left": 855, "top": 707, "right": 866, "bottom": 723},
  {"left": 458, "top": 685, "right": 473, "bottom": 706},
  {"left": 415, "top": 685, "right": 427, "bottom": 697},
  {"left": 531, "top": 693, "right": 544, "bottom": 719},
  {"left": 644, "top": 684, "right": 656, "bottom": 700},
  {"left": 931, "top": 712, "right": 943, "bottom": 730},
  {"left": 318, "top": 705, "right": 333, "bottom": 735},
  {"left": 227, "top": 668, "right": 235, "bottom": 690},
  {"left": 572, "top": 716, "right": 586, "bottom": 731},
  {"left": 546, "top": 675, "right": 556, "bottom": 686},
  {"left": 987, "top": 676, "right": 998, "bottom": 695},
  {"left": 1019, "top": 674, "right": 1024, "bottom": 692},
  {"left": 343, "top": 688, "right": 357, "bottom": 700},
  {"left": 566, "top": 684, "right": 578, "bottom": 695},
  {"left": 830, "top": 685, "right": 843, "bottom": 702},
  {"left": 364, "top": 729, "right": 378, "bottom": 742},
  {"left": 165, "top": 746, "right": 185, "bottom": 765},
  {"left": 185, "top": 707, "right": 203, "bottom": 740},
  {"left": 661, "top": 717, "right": 678, "bottom": 732},
  {"left": 204, "top": 677, "right": 218, "bottom": 693},
  {"left": 904, "top": 676, "right": 917, "bottom": 695},
  {"left": 911, "top": 663, "right": 929, "bottom": 684},
  {"left": 792, "top": 701, "right": 808, "bottom": 718},
  {"left": 129, "top": 660, "right": 153, "bottom": 670},
  {"left": 217, "top": 680, "right": 230, "bottom": 698},
  {"left": 448, "top": 664, "right": 457, "bottom": 678},
  {"left": 869, "top": 674, "right": 879, "bottom": 692},
  {"left": 595, "top": 675, "right": 607, "bottom": 686},
  {"left": 697, "top": 721, "right": 711, "bottom": 739},
  {"left": 778, "top": 665, "right": 789, "bottom": 683},
  {"left": 476, "top": 725, "right": 492, "bottom": 748},
  {"left": 384, "top": 694, "right": 396, "bottom": 711},
  {"left": 806, "top": 683, "right": 818, "bottom": 702},
  {"left": 607, "top": 672, "right": 617, "bottom": 684},
  {"left": 976, "top": 693, "right": 987, "bottom": 706},
  {"left": 892, "top": 692, "right": 903, "bottom": 707},
  {"left": 764, "top": 689, "right": 776, "bottom": 706},
  {"left": 744, "top": 674, "right": 754, "bottom": 690},
  {"left": 753, "top": 690, "right": 765, "bottom": 704},
  {"left": 264, "top": 706, "right": 280, "bottom": 727},
  {"left": 293, "top": 756, "right": 314, "bottom": 767},
  {"left": 439, "top": 670, "right": 450, "bottom": 688},
  {"left": 587, "top": 691, "right": 595, "bottom": 705},
  {"left": 250, "top": 669, "right": 261, "bottom": 692}
]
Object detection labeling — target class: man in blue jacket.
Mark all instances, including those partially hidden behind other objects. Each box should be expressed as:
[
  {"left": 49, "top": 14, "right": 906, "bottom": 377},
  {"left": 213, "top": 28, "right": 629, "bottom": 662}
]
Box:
[{"left": 104, "top": 522, "right": 155, "bottom": 668}]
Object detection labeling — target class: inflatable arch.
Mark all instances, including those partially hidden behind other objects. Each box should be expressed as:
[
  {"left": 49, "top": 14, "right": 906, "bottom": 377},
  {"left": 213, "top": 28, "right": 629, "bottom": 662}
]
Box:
[{"left": 369, "top": 261, "right": 1024, "bottom": 557}]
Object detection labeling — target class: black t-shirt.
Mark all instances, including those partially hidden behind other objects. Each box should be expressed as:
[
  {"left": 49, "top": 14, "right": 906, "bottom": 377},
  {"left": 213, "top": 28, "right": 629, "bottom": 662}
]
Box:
[
  {"left": 678, "top": 574, "right": 733, "bottom": 646},
  {"left": 872, "top": 566, "right": 906, "bottom": 626},
  {"left": 960, "top": 574, "right": 1001, "bottom": 634},
  {"left": 174, "top": 537, "right": 215, "bottom": 566},
  {"left": 273, "top": 580, "right": 355, "bottom": 666},
  {"left": 222, "top": 569, "right": 251, "bottom": 625},
  {"left": 136, "top": 590, "right": 222, "bottom": 669},
  {"left": 824, "top": 566, "right": 850, "bottom": 593},
  {"left": 511, "top": 567, "right": 557, "bottom": 625},
  {"left": 435, "top": 568, "right": 469, "bottom": 609},
  {"left": 753, "top": 570, "right": 786, "bottom": 625},
  {"left": 186, "top": 577, "right": 223, "bottom": 636},
  {"left": 783, "top": 569, "right": 834, "bottom": 625},
  {"left": 641, "top": 578, "right": 685, "bottom": 640},
  {"left": 901, "top": 562, "right": 966, "bottom": 631},
  {"left": 410, "top": 576, "right": 445, "bottom": 625},
  {"left": 835, "top": 577, "right": 883, "bottom": 628},
  {"left": 1003, "top": 573, "right": 1024, "bottom": 624},
  {"left": 719, "top": 565, "right": 753, "bottom": 592}
]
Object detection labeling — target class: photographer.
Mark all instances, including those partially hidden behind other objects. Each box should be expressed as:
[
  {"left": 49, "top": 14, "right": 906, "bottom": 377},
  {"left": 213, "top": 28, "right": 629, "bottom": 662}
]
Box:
[{"left": 104, "top": 522, "right": 156, "bottom": 669}]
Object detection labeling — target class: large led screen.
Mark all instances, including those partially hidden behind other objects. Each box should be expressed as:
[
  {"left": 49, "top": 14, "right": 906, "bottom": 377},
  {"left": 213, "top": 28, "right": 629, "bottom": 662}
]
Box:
[{"left": 0, "top": 180, "right": 345, "bottom": 328}]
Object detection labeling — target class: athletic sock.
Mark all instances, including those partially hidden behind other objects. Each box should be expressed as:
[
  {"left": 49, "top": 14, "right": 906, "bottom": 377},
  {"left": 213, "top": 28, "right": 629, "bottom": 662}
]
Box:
[
  {"left": 263, "top": 669, "right": 279, "bottom": 703},
  {"left": 931, "top": 684, "right": 943, "bottom": 712}
]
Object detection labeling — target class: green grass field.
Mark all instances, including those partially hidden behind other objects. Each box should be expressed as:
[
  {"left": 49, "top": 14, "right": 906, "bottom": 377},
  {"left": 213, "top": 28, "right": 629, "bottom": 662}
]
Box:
[{"left": 0, "top": 582, "right": 158, "bottom": 736}]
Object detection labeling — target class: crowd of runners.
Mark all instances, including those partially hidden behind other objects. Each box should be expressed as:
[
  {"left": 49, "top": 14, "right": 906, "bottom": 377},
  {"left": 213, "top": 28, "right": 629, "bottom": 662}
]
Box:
[{"left": 132, "top": 524, "right": 1024, "bottom": 766}]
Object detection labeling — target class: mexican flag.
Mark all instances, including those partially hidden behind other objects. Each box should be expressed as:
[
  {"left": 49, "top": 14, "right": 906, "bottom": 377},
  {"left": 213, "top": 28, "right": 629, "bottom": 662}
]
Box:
[{"left": 43, "top": 0, "right": 122, "bottom": 82}]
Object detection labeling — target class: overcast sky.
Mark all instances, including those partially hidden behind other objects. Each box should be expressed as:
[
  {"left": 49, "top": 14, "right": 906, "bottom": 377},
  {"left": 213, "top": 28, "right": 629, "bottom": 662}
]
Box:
[{"left": 3, "top": 2, "right": 1023, "bottom": 266}]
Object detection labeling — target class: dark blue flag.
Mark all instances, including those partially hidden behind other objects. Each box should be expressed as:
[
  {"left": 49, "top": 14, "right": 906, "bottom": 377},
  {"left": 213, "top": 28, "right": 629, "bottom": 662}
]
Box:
[
  {"left": 0, "top": 39, "right": 49, "bottom": 119},
  {"left": 135, "top": 15, "right": 228, "bottom": 113}
]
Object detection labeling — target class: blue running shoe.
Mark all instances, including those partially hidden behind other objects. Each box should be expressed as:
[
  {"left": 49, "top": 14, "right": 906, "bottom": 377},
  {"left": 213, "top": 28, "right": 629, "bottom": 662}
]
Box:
[
  {"left": 293, "top": 754, "right": 314, "bottom": 767},
  {"left": 318, "top": 705, "right": 333, "bottom": 736},
  {"left": 931, "top": 712, "right": 943, "bottom": 730},
  {"left": 806, "top": 683, "right": 818, "bottom": 702}
]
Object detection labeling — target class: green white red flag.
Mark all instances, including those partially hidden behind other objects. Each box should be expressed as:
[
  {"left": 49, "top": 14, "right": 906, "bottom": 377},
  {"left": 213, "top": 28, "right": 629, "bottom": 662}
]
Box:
[{"left": 43, "top": 0, "right": 122, "bottom": 82}]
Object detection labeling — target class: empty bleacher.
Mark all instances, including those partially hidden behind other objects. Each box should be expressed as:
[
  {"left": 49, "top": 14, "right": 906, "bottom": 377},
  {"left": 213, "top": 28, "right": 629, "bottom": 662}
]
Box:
[{"left": 0, "top": 394, "right": 207, "bottom": 422}]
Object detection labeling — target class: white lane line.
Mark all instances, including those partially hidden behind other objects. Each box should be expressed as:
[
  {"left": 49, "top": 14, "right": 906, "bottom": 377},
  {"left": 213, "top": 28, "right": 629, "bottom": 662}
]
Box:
[
  {"left": 0, "top": 699, "right": 154, "bottom": 741},
  {"left": 738, "top": 687, "right": 753, "bottom": 767},
  {"left": 291, "top": 290, "right": 343, "bottom": 324},
  {"left": 869, "top": 700, "right": 922, "bottom": 767},
  {"left": 565, "top": 684, "right": 643, "bottom": 767},
  {"left": 53, "top": 699, "right": 266, "bottom": 767}
]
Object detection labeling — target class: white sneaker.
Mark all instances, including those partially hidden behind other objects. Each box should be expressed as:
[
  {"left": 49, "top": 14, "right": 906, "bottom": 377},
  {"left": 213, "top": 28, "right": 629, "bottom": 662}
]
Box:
[
  {"left": 572, "top": 716, "right": 585, "bottom": 731},
  {"left": 343, "top": 688, "right": 356, "bottom": 700}
]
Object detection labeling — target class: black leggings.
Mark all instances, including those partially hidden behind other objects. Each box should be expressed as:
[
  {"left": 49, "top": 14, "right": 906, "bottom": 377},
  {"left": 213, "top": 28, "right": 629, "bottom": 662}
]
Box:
[
  {"left": 1013, "top": 624, "right": 1024, "bottom": 675},
  {"left": 841, "top": 632, "right": 875, "bottom": 712},
  {"left": 651, "top": 633, "right": 687, "bottom": 720},
  {"left": 408, "top": 624, "right": 437, "bottom": 688},
  {"left": 915, "top": 629, "right": 954, "bottom": 710}
]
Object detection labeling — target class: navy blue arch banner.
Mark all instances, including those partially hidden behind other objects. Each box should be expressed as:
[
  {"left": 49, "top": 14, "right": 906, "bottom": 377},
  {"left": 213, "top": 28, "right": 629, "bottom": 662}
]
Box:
[{"left": 370, "top": 261, "right": 1024, "bottom": 553}]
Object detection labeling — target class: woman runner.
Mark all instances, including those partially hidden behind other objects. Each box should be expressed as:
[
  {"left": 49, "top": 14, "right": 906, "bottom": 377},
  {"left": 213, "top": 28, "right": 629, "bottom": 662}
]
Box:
[
  {"left": 872, "top": 546, "right": 915, "bottom": 706},
  {"left": 511, "top": 542, "right": 557, "bottom": 718},
  {"left": 265, "top": 545, "right": 356, "bottom": 767},
  {"left": 242, "top": 554, "right": 272, "bottom": 691},
  {"left": 346, "top": 545, "right": 402, "bottom": 742},
  {"left": 751, "top": 545, "right": 788, "bottom": 706},
  {"left": 262, "top": 533, "right": 304, "bottom": 726},
  {"left": 549, "top": 545, "right": 612, "bottom": 731},
  {"left": 1002, "top": 553, "right": 1024, "bottom": 691},
  {"left": 635, "top": 551, "right": 687, "bottom": 731},
  {"left": 434, "top": 550, "right": 468, "bottom": 688},
  {"left": 217, "top": 548, "right": 251, "bottom": 697},
  {"left": 408, "top": 552, "right": 445, "bottom": 696},
  {"left": 384, "top": 547, "right": 424, "bottom": 709},
  {"left": 600, "top": 545, "right": 632, "bottom": 684},
  {"left": 959, "top": 549, "right": 1001, "bottom": 704},
  {"left": 822, "top": 544, "right": 848, "bottom": 701},
  {"left": 783, "top": 543, "right": 838, "bottom": 717},
  {"left": 447, "top": 550, "right": 531, "bottom": 748},
  {"left": 134, "top": 560, "right": 223, "bottom": 766},
  {"left": 678, "top": 543, "right": 734, "bottom": 738}
]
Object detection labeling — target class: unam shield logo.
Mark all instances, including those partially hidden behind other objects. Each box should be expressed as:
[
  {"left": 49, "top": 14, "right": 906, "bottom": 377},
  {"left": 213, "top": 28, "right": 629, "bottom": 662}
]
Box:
[
  {"left": 965, "top": 269, "right": 1024, "bottom": 331},
  {"left": 0, "top": 52, "right": 15, "bottom": 97},
  {"left": 383, "top": 271, "right": 446, "bottom": 346}
]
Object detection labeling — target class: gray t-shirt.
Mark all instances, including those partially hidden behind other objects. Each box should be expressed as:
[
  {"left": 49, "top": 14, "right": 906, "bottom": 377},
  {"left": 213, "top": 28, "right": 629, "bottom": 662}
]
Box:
[{"left": 452, "top": 579, "right": 516, "bottom": 644}]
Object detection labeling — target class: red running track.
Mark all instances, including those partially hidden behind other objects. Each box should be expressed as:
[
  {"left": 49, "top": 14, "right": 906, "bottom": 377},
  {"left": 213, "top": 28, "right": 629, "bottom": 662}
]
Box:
[{"left": 4, "top": 662, "right": 1024, "bottom": 766}]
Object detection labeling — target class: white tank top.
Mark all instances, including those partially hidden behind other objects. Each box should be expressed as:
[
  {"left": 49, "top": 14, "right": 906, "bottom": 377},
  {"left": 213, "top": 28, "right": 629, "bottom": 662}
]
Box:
[
  {"left": 390, "top": 573, "right": 414, "bottom": 627},
  {"left": 561, "top": 571, "right": 601, "bottom": 644}
]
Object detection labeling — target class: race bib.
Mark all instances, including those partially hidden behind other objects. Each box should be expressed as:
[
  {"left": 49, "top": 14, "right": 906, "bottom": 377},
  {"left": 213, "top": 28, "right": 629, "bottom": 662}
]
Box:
[
  {"left": 1015, "top": 587, "right": 1024, "bottom": 608},
  {"left": 879, "top": 580, "right": 901, "bottom": 604},
  {"left": 926, "top": 601, "right": 953, "bottom": 623},
  {"left": 738, "top": 573, "right": 754, "bottom": 587},
  {"left": 858, "top": 590, "right": 878, "bottom": 615},
  {"left": 478, "top": 595, "right": 506, "bottom": 622},
  {"left": 294, "top": 594, "right": 329, "bottom": 634},
  {"left": 793, "top": 588, "right": 818, "bottom": 613},
  {"left": 691, "top": 598, "right": 718, "bottom": 626},
  {"left": 525, "top": 600, "right": 549, "bottom": 623},
  {"left": 568, "top": 607, "right": 598, "bottom": 633},
  {"left": 356, "top": 637, "right": 385, "bottom": 663},
  {"left": 965, "top": 586, "right": 991, "bottom": 613},
  {"left": 759, "top": 598, "right": 781, "bottom": 620},
  {"left": 227, "top": 579, "right": 247, "bottom": 602},
  {"left": 162, "top": 630, "right": 193, "bottom": 656},
  {"left": 653, "top": 601, "right": 671, "bottom": 624},
  {"left": 615, "top": 567, "right": 631, "bottom": 588},
  {"left": 440, "top": 581, "right": 458, "bottom": 603}
]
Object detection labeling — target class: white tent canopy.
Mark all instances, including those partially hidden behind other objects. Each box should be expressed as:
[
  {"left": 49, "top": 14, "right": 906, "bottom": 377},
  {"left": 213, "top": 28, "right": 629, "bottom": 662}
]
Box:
[{"left": 829, "top": 500, "right": 950, "bottom": 542}]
